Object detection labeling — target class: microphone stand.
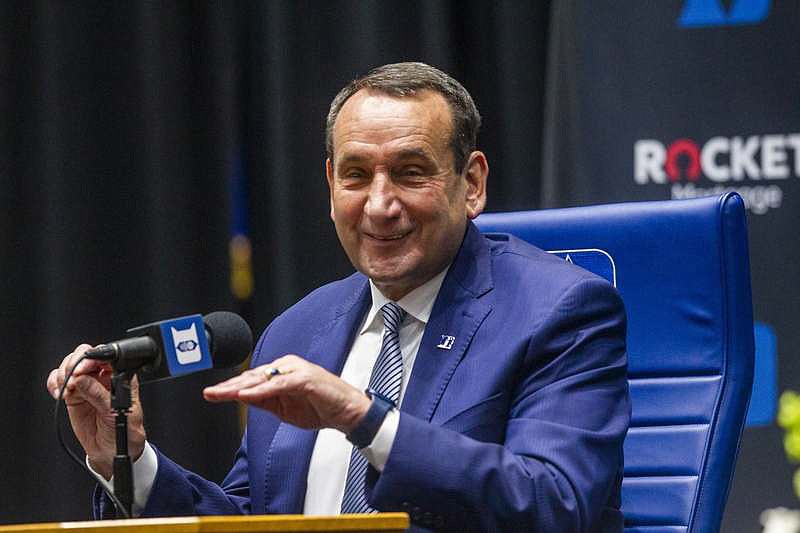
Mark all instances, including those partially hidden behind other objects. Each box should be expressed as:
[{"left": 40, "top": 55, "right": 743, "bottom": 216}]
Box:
[{"left": 110, "top": 368, "right": 135, "bottom": 518}]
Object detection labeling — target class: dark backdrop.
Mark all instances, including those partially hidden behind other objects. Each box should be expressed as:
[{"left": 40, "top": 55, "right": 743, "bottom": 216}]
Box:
[
  {"left": 0, "top": 0, "right": 549, "bottom": 525},
  {"left": 0, "top": 2, "right": 794, "bottom": 531}
]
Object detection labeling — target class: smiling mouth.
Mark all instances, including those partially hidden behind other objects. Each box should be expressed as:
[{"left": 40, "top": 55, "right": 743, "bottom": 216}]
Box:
[{"left": 364, "top": 231, "right": 411, "bottom": 241}]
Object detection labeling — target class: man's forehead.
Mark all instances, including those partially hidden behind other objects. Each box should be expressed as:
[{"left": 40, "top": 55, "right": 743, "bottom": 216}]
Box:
[
  {"left": 331, "top": 89, "right": 453, "bottom": 158},
  {"left": 335, "top": 89, "right": 451, "bottom": 133},
  {"left": 336, "top": 146, "right": 436, "bottom": 165}
]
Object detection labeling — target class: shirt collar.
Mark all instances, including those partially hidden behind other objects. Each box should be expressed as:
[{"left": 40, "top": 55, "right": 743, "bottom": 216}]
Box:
[{"left": 359, "top": 266, "right": 450, "bottom": 335}]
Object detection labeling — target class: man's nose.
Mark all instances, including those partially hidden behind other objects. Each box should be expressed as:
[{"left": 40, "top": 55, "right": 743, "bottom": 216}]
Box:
[{"left": 364, "top": 173, "right": 401, "bottom": 219}]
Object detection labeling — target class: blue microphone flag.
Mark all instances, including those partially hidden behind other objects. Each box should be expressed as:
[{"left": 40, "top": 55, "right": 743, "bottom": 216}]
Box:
[{"left": 158, "top": 314, "right": 213, "bottom": 376}]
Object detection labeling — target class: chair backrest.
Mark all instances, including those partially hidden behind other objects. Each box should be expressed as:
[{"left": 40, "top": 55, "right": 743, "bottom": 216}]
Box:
[{"left": 475, "top": 193, "right": 754, "bottom": 533}]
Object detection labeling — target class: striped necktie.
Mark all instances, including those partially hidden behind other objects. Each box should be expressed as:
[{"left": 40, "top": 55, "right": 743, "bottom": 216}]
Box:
[{"left": 340, "top": 302, "right": 406, "bottom": 513}]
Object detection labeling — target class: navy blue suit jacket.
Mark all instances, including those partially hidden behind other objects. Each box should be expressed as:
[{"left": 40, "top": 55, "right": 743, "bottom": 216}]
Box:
[{"left": 98, "top": 222, "right": 630, "bottom": 531}]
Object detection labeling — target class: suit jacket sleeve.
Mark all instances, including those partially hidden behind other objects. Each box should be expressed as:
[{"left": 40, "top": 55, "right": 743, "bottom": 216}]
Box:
[
  {"left": 366, "top": 277, "right": 630, "bottom": 532},
  {"left": 93, "top": 440, "right": 251, "bottom": 519}
]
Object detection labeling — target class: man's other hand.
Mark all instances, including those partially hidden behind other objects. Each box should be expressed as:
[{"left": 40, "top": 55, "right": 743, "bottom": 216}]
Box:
[{"left": 203, "top": 355, "right": 371, "bottom": 434}]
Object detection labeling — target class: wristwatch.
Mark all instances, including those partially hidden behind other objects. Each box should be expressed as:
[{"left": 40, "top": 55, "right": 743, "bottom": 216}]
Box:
[{"left": 346, "top": 387, "right": 396, "bottom": 449}]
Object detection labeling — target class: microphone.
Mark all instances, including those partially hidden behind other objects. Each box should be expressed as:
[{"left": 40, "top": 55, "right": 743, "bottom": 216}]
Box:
[{"left": 85, "top": 311, "right": 253, "bottom": 382}]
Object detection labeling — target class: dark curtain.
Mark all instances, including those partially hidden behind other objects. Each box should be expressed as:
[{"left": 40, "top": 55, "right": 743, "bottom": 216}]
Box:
[{"left": 0, "top": 1, "right": 550, "bottom": 524}]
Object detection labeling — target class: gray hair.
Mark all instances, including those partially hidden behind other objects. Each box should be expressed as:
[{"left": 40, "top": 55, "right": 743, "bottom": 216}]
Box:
[{"left": 325, "top": 62, "right": 481, "bottom": 173}]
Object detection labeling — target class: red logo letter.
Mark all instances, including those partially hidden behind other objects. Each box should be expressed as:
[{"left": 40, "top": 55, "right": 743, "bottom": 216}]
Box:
[{"left": 666, "top": 139, "right": 701, "bottom": 181}]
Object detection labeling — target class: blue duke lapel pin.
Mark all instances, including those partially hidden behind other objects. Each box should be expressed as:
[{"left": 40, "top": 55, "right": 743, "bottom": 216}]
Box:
[{"left": 437, "top": 335, "right": 456, "bottom": 350}]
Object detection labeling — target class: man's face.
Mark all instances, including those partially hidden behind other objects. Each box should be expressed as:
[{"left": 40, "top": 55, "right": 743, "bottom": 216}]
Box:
[{"left": 326, "top": 89, "right": 487, "bottom": 300}]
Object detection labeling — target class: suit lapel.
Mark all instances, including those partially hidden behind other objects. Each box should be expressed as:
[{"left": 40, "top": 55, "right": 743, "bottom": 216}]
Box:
[
  {"left": 264, "top": 222, "right": 492, "bottom": 511},
  {"left": 401, "top": 223, "right": 494, "bottom": 421},
  {"left": 263, "top": 279, "right": 371, "bottom": 514}
]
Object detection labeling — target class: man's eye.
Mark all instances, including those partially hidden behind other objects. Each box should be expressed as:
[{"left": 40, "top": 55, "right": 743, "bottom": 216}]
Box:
[
  {"left": 342, "top": 170, "right": 367, "bottom": 180},
  {"left": 400, "top": 167, "right": 424, "bottom": 177}
]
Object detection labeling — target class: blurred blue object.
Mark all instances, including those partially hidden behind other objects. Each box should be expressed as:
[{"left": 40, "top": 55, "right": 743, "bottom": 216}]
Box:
[
  {"left": 679, "top": 0, "right": 770, "bottom": 28},
  {"left": 748, "top": 322, "right": 777, "bottom": 426}
]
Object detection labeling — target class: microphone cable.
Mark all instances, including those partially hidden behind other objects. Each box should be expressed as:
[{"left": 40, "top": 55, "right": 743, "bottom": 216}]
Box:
[{"left": 53, "top": 352, "right": 131, "bottom": 519}]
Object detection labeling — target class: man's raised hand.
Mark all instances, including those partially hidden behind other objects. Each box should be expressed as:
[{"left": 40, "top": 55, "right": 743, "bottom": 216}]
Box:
[{"left": 46, "top": 344, "right": 146, "bottom": 479}]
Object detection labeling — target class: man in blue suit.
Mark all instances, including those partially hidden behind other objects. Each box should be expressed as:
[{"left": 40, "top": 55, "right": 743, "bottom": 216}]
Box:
[{"left": 48, "top": 62, "right": 629, "bottom": 531}]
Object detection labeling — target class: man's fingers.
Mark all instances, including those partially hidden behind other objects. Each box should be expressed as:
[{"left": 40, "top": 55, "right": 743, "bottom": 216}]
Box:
[
  {"left": 65, "top": 348, "right": 106, "bottom": 378},
  {"left": 46, "top": 368, "right": 60, "bottom": 399},
  {"left": 59, "top": 344, "right": 92, "bottom": 375},
  {"left": 97, "top": 367, "right": 113, "bottom": 390},
  {"left": 204, "top": 372, "right": 257, "bottom": 401},
  {"left": 204, "top": 368, "right": 270, "bottom": 401},
  {"left": 72, "top": 375, "right": 111, "bottom": 413},
  {"left": 237, "top": 369, "right": 301, "bottom": 401},
  {"left": 220, "top": 367, "right": 268, "bottom": 389},
  {"left": 71, "top": 357, "right": 106, "bottom": 377},
  {"left": 48, "top": 343, "right": 112, "bottom": 403},
  {"left": 53, "top": 345, "right": 105, "bottom": 390},
  {"left": 204, "top": 365, "right": 298, "bottom": 402}
]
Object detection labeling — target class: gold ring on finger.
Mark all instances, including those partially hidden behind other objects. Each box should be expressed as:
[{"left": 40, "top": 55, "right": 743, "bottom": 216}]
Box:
[{"left": 263, "top": 366, "right": 281, "bottom": 380}]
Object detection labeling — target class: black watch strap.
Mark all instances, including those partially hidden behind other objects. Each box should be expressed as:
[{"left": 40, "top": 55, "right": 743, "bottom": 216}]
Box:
[{"left": 346, "top": 388, "right": 395, "bottom": 449}]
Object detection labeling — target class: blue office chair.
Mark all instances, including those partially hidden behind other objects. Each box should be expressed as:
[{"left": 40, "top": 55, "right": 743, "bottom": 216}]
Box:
[{"left": 476, "top": 193, "right": 754, "bottom": 533}]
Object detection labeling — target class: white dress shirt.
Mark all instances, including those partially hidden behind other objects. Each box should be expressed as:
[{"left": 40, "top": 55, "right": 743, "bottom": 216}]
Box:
[
  {"left": 304, "top": 267, "right": 448, "bottom": 514},
  {"left": 90, "top": 267, "right": 448, "bottom": 517}
]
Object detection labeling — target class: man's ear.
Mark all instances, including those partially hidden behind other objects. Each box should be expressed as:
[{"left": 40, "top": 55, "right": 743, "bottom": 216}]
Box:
[
  {"left": 326, "top": 158, "right": 336, "bottom": 222},
  {"left": 463, "top": 151, "right": 488, "bottom": 219}
]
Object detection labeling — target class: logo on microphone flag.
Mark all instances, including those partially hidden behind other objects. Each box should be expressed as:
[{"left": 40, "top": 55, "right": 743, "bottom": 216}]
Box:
[
  {"left": 172, "top": 324, "right": 202, "bottom": 364},
  {"left": 160, "top": 315, "right": 212, "bottom": 376}
]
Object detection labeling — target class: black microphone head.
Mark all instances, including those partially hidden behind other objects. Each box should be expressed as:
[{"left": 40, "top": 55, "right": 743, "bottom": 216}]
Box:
[{"left": 203, "top": 311, "right": 253, "bottom": 369}]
